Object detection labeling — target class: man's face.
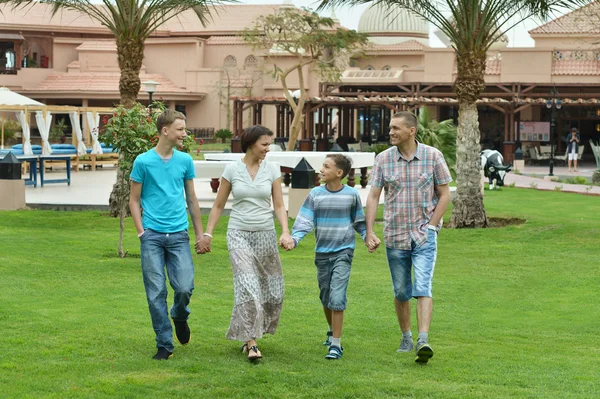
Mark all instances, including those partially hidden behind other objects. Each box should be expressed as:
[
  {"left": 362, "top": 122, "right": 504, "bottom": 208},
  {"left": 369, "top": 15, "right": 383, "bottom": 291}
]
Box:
[
  {"left": 389, "top": 117, "right": 415, "bottom": 146},
  {"left": 163, "top": 118, "right": 187, "bottom": 146}
]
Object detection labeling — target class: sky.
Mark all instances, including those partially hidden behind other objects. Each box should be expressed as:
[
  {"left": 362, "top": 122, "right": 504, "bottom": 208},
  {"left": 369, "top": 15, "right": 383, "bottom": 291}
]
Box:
[{"left": 236, "top": 0, "right": 570, "bottom": 48}]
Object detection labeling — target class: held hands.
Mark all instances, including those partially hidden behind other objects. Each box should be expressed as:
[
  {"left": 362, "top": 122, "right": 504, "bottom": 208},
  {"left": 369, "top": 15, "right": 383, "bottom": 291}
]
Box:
[
  {"left": 279, "top": 233, "right": 295, "bottom": 251},
  {"left": 365, "top": 232, "right": 381, "bottom": 253},
  {"left": 196, "top": 235, "right": 212, "bottom": 255}
]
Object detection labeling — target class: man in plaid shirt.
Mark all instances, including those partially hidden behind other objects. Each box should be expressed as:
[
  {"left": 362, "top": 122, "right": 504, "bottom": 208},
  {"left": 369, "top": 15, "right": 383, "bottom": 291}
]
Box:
[{"left": 365, "top": 111, "right": 452, "bottom": 364}]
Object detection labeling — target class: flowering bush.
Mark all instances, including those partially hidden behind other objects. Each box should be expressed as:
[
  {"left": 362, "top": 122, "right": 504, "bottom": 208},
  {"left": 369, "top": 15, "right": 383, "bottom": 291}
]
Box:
[{"left": 100, "top": 102, "right": 196, "bottom": 179}]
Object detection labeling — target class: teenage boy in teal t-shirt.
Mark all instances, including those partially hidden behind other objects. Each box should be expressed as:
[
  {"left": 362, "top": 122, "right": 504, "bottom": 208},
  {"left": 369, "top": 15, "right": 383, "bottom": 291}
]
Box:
[{"left": 130, "top": 109, "right": 204, "bottom": 360}]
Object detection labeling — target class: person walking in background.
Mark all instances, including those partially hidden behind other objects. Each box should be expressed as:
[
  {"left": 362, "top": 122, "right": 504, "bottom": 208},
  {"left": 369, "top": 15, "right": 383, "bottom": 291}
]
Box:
[
  {"left": 567, "top": 127, "right": 581, "bottom": 172},
  {"left": 197, "top": 125, "right": 293, "bottom": 361}
]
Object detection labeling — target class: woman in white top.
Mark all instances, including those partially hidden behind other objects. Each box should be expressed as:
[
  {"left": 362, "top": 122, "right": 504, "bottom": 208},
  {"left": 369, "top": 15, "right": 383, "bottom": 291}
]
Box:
[{"left": 198, "top": 125, "right": 293, "bottom": 361}]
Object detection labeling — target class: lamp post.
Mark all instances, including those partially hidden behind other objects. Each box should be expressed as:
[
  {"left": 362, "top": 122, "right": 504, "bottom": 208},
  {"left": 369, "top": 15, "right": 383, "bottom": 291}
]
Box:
[
  {"left": 142, "top": 80, "right": 160, "bottom": 106},
  {"left": 546, "top": 88, "right": 562, "bottom": 177}
]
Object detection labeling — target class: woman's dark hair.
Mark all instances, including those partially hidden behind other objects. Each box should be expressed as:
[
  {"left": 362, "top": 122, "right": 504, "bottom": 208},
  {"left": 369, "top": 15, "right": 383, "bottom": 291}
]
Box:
[{"left": 241, "top": 125, "right": 274, "bottom": 153}]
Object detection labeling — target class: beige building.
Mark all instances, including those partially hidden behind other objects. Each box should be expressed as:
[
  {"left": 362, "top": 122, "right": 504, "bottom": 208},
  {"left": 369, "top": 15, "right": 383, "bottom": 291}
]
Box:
[{"left": 1, "top": 2, "right": 600, "bottom": 161}]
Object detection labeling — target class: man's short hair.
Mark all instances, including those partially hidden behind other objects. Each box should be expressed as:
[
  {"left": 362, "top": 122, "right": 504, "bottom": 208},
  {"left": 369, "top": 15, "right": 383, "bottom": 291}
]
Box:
[
  {"left": 326, "top": 153, "right": 353, "bottom": 179},
  {"left": 241, "top": 125, "right": 274, "bottom": 153},
  {"left": 156, "top": 109, "right": 186, "bottom": 133},
  {"left": 571, "top": 127, "right": 578, "bottom": 133},
  {"left": 391, "top": 111, "right": 418, "bottom": 130}
]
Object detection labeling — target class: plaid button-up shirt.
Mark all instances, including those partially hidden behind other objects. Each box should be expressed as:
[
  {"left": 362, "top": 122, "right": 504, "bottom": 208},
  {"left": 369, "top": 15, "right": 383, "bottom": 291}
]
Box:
[{"left": 370, "top": 142, "right": 453, "bottom": 250}]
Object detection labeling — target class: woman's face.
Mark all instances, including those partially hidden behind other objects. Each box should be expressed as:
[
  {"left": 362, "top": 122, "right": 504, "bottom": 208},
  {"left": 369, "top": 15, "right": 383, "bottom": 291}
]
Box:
[{"left": 248, "top": 135, "right": 272, "bottom": 160}]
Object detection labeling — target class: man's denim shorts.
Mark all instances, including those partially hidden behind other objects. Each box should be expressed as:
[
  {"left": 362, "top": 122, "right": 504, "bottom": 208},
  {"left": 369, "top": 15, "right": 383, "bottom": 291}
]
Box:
[{"left": 385, "top": 229, "right": 438, "bottom": 302}]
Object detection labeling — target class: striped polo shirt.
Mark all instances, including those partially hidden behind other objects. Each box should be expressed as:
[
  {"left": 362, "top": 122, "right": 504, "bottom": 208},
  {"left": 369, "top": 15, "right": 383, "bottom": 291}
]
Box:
[{"left": 291, "top": 185, "right": 367, "bottom": 255}]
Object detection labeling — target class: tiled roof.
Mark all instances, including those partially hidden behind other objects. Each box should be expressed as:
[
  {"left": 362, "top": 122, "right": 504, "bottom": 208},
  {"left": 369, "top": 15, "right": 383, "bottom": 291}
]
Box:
[
  {"left": 486, "top": 60, "right": 501, "bottom": 75},
  {"left": 26, "top": 72, "right": 189, "bottom": 93},
  {"left": 366, "top": 40, "right": 426, "bottom": 52},
  {"left": 552, "top": 59, "right": 600, "bottom": 75},
  {"left": 205, "top": 36, "right": 246, "bottom": 45},
  {"left": 0, "top": 3, "right": 339, "bottom": 35},
  {"left": 452, "top": 59, "right": 501, "bottom": 75},
  {"left": 529, "top": 2, "right": 600, "bottom": 34}
]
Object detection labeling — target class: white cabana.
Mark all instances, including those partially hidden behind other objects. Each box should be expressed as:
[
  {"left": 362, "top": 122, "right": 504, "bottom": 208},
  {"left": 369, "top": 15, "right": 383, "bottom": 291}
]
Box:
[
  {"left": 15, "top": 111, "right": 32, "bottom": 155},
  {"left": 68, "top": 111, "right": 87, "bottom": 156},
  {"left": 0, "top": 87, "right": 44, "bottom": 150},
  {"left": 86, "top": 112, "right": 103, "bottom": 154},
  {"left": 35, "top": 110, "right": 53, "bottom": 155}
]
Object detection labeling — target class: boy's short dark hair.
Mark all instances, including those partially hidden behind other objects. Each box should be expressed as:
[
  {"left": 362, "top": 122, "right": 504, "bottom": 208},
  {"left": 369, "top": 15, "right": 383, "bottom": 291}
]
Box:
[
  {"left": 241, "top": 125, "right": 274, "bottom": 153},
  {"left": 326, "top": 154, "right": 353, "bottom": 179},
  {"left": 391, "top": 111, "right": 418, "bottom": 130},
  {"left": 156, "top": 109, "right": 186, "bottom": 134}
]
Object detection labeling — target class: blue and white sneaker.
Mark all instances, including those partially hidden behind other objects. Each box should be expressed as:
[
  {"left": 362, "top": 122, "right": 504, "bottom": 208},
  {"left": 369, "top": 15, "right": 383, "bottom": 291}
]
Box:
[
  {"left": 325, "top": 345, "right": 343, "bottom": 360},
  {"left": 323, "top": 331, "right": 333, "bottom": 346}
]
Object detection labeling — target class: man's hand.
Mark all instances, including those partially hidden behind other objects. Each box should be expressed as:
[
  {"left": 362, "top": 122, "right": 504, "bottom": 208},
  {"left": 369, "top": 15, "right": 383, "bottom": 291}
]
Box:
[{"left": 366, "top": 232, "right": 381, "bottom": 253}]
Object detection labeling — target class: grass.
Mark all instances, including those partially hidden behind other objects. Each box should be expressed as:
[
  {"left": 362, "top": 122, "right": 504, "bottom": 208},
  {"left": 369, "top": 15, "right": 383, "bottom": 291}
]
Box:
[
  {"left": 189, "top": 141, "right": 231, "bottom": 160},
  {"left": 0, "top": 188, "right": 598, "bottom": 398}
]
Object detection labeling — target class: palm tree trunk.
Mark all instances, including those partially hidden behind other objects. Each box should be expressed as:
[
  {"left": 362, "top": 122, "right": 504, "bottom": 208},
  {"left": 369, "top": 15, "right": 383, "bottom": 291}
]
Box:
[
  {"left": 450, "top": 101, "right": 488, "bottom": 228},
  {"left": 116, "top": 37, "right": 144, "bottom": 108}
]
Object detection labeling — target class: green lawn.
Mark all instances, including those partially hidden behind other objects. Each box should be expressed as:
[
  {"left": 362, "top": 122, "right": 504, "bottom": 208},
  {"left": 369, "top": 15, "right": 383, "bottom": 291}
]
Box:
[
  {"left": 0, "top": 188, "right": 598, "bottom": 398},
  {"left": 190, "top": 142, "right": 231, "bottom": 160}
]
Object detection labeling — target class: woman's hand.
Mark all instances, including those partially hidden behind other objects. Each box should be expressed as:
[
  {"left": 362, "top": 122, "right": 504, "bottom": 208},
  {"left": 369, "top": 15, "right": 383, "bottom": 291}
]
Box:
[
  {"left": 196, "top": 235, "right": 212, "bottom": 255},
  {"left": 279, "top": 233, "right": 294, "bottom": 251}
]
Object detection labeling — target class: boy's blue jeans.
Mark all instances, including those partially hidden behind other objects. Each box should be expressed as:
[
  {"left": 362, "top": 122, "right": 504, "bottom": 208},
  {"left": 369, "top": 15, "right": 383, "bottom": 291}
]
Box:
[{"left": 140, "top": 229, "right": 195, "bottom": 352}]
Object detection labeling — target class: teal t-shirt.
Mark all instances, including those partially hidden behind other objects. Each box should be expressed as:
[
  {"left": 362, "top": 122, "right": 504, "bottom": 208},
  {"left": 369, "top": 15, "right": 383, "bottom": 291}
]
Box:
[{"left": 130, "top": 148, "right": 195, "bottom": 233}]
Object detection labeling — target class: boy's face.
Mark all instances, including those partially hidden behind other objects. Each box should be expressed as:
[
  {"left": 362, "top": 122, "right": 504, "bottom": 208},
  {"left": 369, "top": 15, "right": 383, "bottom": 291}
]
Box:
[
  {"left": 161, "top": 118, "right": 187, "bottom": 146},
  {"left": 320, "top": 158, "right": 343, "bottom": 184}
]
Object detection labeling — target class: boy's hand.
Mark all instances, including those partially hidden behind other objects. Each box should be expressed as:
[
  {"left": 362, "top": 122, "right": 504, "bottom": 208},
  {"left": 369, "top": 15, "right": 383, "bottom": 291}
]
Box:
[
  {"left": 279, "top": 233, "right": 294, "bottom": 251},
  {"left": 196, "top": 235, "right": 212, "bottom": 255},
  {"left": 366, "top": 232, "right": 380, "bottom": 253}
]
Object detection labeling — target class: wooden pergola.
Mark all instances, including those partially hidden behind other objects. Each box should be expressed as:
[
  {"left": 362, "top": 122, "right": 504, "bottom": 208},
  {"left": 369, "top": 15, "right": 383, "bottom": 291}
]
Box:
[{"left": 232, "top": 82, "right": 600, "bottom": 163}]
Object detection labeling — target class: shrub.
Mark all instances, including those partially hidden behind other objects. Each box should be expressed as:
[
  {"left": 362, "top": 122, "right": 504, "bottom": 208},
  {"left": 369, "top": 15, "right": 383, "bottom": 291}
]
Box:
[
  {"left": 2, "top": 119, "right": 21, "bottom": 143},
  {"left": 214, "top": 128, "right": 232, "bottom": 143},
  {"left": 49, "top": 118, "right": 68, "bottom": 143},
  {"left": 100, "top": 102, "right": 195, "bottom": 180},
  {"left": 366, "top": 143, "right": 390, "bottom": 155},
  {"left": 592, "top": 170, "right": 600, "bottom": 185}
]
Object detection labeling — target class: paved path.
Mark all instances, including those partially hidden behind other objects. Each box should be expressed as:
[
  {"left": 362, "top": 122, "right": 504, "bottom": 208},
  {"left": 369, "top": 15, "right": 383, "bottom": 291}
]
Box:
[
  {"left": 503, "top": 164, "right": 600, "bottom": 195},
  {"left": 22, "top": 163, "right": 598, "bottom": 211}
]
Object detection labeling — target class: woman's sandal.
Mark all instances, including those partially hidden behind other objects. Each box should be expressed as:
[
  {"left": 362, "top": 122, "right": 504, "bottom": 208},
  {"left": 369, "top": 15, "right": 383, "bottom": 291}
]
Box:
[{"left": 241, "top": 343, "right": 262, "bottom": 361}]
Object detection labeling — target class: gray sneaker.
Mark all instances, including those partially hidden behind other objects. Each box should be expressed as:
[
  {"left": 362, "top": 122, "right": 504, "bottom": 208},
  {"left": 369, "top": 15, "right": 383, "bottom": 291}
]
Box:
[
  {"left": 397, "top": 337, "right": 414, "bottom": 352},
  {"left": 415, "top": 342, "right": 434, "bottom": 364}
]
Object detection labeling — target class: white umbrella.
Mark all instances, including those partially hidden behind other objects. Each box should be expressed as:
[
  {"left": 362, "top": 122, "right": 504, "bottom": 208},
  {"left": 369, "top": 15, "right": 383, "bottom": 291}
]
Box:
[{"left": 0, "top": 87, "right": 44, "bottom": 150}]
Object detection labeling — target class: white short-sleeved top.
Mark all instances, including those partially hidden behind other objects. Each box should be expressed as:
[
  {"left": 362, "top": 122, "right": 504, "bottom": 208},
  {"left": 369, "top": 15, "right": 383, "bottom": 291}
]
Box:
[{"left": 221, "top": 159, "right": 281, "bottom": 231}]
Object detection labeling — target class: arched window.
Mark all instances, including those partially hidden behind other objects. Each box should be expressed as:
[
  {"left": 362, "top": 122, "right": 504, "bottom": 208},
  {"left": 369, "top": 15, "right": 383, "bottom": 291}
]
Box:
[
  {"left": 365, "top": 65, "right": 375, "bottom": 70},
  {"left": 382, "top": 65, "right": 391, "bottom": 71},
  {"left": 244, "top": 55, "right": 258, "bottom": 68},
  {"left": 224, "top": 55, "right": 237, "bottom": 68}
]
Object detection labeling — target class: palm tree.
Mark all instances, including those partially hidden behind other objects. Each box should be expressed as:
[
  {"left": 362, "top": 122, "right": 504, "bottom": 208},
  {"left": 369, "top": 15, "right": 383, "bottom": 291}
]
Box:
[
  {"left": 417, "top": 107, "right": 457, "bottom": 178},
  {"left": 318, "top": 0, "right": 590, "bottom": 227},
  {"left": 4, "top": 0, "right": 232, "bottom": 108}
]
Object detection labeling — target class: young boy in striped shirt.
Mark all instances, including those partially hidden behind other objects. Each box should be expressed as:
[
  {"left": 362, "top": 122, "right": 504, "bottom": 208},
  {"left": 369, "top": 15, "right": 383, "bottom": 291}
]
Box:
[{"left": 288, "top": 154, "right": 367, "bottom": 360}]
